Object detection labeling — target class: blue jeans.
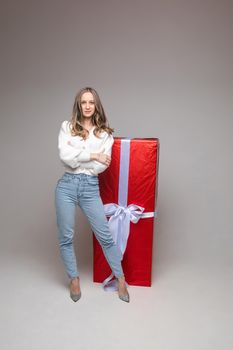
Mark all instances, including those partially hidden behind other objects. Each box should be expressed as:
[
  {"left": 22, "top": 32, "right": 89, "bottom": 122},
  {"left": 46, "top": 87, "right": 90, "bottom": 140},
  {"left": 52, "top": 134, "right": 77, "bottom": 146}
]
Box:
[{"left": 54, "top": 172, "right": 124, "bottom": 279}]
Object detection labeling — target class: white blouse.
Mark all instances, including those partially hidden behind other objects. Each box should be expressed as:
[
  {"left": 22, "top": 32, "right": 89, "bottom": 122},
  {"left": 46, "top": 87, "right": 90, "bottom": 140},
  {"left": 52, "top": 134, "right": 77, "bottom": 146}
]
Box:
[{"left": 58, "top": 120, "right": 114, "bottom": 175}]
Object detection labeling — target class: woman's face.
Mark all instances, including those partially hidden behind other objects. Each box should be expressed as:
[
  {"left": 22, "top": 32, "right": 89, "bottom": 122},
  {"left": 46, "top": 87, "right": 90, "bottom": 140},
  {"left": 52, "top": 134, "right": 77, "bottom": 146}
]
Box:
[{"left": 80, "top": 92, "right": 96, "bottom": 118}]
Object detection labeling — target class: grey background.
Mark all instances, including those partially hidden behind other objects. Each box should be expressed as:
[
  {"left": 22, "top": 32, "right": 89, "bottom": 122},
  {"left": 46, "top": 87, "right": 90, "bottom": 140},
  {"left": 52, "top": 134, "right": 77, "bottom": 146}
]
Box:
[{"left": 0, "top": 0, "right": 232, "bottom": 349}]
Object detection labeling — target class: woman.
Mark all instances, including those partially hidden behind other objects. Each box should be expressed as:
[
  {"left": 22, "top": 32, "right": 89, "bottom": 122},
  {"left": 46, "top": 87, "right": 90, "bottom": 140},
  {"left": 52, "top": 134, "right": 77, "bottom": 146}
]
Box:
[{"left": 55, "top": 87, "right": 130, "bottom": 303}]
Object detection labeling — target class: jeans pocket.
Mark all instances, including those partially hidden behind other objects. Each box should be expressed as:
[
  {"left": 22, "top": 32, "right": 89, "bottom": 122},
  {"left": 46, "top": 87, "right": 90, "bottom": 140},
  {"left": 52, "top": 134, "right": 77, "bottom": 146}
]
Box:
[{"left": 57, "top": 174, "right": 72, "bottom": 185}]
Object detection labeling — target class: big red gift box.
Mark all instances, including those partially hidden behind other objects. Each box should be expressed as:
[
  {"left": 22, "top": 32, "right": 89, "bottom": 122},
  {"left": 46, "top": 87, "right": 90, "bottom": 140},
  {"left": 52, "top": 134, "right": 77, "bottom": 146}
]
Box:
[{"left": 93, "top": 137, "right": 160, "bottom": 287}]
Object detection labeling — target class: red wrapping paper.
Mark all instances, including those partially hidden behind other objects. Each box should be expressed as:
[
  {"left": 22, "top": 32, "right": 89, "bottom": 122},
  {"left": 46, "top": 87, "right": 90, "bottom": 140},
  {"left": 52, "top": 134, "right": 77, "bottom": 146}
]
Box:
[{"left": 93, "top": 137, "right": 160, "bottom": 287}]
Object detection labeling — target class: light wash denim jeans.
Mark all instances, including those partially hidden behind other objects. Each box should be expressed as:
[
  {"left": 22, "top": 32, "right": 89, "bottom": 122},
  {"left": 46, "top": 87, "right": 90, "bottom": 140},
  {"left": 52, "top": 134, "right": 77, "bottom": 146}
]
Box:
[{"left": 54, "top": 172, "right": 124, "bottom": 280}]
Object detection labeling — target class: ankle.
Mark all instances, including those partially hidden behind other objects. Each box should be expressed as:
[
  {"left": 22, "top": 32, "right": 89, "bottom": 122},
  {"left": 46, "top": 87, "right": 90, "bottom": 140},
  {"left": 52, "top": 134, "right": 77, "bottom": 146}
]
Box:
[
  {"left": 117, "top": 276, "right": 126, "bottom": 284},
  {"left": 70, "top": 276, "right": 80, "bottom": 283}
]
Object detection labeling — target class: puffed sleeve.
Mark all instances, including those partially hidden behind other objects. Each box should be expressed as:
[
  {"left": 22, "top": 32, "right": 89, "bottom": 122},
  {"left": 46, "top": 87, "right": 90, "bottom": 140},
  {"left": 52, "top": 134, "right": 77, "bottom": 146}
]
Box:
[
  {"left": 80, "top": 132, "right": 114, "bottom": 175},
  {"left": 58, "top": 120, "right": 91, "bottom": 168}
]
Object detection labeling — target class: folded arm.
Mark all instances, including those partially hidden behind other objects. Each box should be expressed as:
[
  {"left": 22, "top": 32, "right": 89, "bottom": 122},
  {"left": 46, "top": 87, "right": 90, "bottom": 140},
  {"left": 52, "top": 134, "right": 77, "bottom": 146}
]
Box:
[{"left": 78, "top": 133, "right": 114, "bottom": 174}]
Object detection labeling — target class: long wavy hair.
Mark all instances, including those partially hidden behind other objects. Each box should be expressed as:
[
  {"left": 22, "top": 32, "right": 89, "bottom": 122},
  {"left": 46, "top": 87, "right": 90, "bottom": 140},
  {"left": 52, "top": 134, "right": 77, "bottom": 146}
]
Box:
[{"left": 69, "top": 87, "right": 114, "bottom": 139}]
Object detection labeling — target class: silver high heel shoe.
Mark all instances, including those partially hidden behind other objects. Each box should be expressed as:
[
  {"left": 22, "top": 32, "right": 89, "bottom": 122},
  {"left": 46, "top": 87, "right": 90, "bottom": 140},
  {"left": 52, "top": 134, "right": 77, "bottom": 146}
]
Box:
[
  {"left": 117, "top": 280, "right": 130, "bottom": 303},
  {"left": 118, "top": 291, "right": 130, "bottom": 303},
  {"left": 70, "top": 290, "right": 81, "bottom": 302},
  {"left": 69, "top": 278, "right": 81, "bottom": 302}
]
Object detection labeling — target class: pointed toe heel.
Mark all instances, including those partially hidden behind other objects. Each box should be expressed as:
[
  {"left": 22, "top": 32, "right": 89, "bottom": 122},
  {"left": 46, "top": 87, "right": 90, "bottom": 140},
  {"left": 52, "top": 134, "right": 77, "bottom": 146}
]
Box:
[
  {"left": 118, "top": 293, "right": 130, "bottom": 303},
  {"left": 70, "top": 291, "right": 81, "bottom": 302}
]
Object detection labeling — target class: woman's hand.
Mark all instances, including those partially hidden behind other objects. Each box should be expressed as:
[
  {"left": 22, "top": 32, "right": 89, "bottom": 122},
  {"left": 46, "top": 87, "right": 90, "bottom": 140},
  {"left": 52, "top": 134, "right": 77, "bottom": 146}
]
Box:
[
  {"left": 97, "top": 152, "right": 111, "bottom": 166},
  {"left": 90, "top": 151, "right": 111, "bottom": 167}
]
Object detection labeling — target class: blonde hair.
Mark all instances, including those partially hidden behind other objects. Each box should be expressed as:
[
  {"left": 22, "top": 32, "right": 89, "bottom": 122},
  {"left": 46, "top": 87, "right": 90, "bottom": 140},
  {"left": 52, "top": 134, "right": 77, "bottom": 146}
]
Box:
[{"left": 69, "top": 87, "right": 114, "bottom": 139}]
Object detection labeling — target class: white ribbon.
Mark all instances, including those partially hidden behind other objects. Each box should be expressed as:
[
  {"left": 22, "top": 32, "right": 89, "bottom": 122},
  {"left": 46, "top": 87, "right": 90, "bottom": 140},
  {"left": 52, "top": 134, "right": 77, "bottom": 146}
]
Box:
[{"left": 101, "top": 138, "right": 157, "bottom": 292}]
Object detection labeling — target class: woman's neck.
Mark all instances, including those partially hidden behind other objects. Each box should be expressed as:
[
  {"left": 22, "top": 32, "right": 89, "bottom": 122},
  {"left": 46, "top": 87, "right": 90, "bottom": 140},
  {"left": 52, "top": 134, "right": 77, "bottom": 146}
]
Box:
[{"left": 82, "top": 118, "right": 93, "bottom": 131}]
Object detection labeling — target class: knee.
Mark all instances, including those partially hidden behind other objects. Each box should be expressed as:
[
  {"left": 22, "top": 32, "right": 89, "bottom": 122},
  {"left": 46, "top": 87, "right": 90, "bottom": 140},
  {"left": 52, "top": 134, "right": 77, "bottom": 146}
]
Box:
[
  {"left": 102, "top": 240, "right": 115, "bottom": 249},
  {"left": 58, "top": 229, "right": 74, "bottom": 247},
  {"left": 97, "top": 234, "right": 115, "bottom": 249}
]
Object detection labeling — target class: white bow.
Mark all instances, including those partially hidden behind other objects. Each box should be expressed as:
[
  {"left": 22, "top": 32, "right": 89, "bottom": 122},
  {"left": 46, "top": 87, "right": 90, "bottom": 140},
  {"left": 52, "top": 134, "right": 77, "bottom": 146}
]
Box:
[{"left": 104, "top": 203, "right": 146, "bottom": 256}]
